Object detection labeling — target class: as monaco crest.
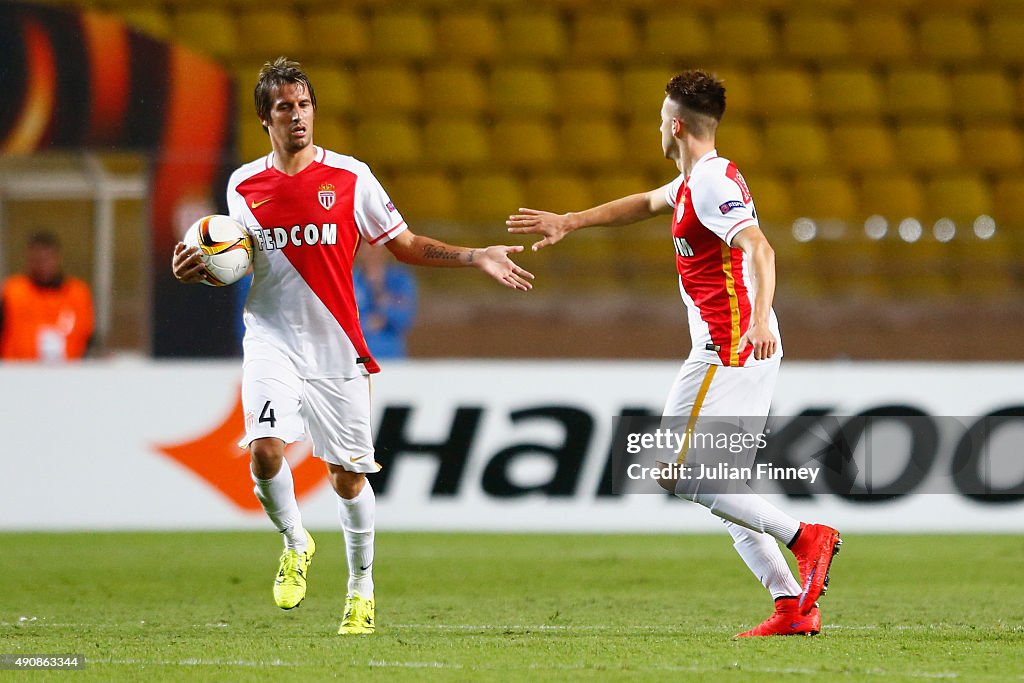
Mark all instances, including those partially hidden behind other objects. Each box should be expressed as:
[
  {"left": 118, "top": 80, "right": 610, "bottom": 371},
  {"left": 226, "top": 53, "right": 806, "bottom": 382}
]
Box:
[{"left": 318, "top": 183, "right": 336, "bottom": 211}]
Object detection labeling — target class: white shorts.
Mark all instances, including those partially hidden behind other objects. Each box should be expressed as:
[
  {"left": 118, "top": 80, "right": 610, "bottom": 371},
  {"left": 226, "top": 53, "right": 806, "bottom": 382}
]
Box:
[{"left": 240, "top": 359, "right": 379, "bottom": 473}]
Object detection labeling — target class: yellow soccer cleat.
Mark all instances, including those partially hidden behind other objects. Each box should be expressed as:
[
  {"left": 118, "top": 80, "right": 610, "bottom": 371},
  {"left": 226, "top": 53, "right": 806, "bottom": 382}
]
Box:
[
  {"left": 273, "top": 531, "right": 315, "bottom": 610},
  {"left": 338, "top": 593, "right": 375, "bottom": 634}
]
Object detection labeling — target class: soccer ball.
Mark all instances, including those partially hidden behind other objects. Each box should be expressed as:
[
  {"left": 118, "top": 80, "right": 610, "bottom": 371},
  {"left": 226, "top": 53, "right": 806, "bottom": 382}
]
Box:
[{"left": 183, "top": 215, "right": 253, "bottom": 286}]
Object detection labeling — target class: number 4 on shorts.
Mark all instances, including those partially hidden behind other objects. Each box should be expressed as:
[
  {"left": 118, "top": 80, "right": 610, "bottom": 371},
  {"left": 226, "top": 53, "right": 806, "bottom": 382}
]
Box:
[{"left": 259, "top": 400, "right": 277, "bottom": 428}]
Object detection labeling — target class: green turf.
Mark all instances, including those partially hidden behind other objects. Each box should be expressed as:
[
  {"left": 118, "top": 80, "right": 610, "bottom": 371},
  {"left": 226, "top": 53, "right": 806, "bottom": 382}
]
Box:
[{"left": 2, "top": 531, "right": 1022, "bottom": 681}]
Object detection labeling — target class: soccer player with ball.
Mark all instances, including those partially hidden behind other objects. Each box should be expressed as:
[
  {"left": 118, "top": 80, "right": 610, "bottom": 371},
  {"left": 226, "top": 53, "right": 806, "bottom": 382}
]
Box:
[
  {"left": 508, "top": 71, "right": 841, "bottom": 637},
  {"left": 171, "top": 57, "right": 533, "bottom": 634}
]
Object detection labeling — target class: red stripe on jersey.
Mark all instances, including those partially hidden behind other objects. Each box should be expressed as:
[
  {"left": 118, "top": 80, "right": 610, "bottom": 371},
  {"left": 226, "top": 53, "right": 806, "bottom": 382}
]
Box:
[{"left": 368, "top": 220, "right": 406, "bottom": 245}]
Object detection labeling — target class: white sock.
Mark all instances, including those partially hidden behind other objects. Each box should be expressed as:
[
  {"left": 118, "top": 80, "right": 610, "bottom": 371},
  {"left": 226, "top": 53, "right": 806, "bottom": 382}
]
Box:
[
  {"left": 338, "top": 481, "right": 375, "bottom": 597},
  {"left": 251, "top": 460, "right": 307, "bottom": 552},
  {"left": 676, "top": 481, "right": 800, "bottom": 544},
  {"left": 723, "top": 520, "right": 802, "bottom": 599}
]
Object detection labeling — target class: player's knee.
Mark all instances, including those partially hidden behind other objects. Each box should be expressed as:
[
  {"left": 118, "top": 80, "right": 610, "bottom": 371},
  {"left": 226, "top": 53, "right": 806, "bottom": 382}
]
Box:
[
  {"left": 327, "top": 464, "right": 366, "bottom": 499},
  {"left": 249, "top": 438, "right": 285, "bottom": 479}
]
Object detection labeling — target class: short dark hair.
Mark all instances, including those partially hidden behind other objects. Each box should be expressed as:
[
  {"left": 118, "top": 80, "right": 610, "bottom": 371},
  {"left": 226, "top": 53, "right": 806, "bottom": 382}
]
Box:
[
  {"left": 665, "top": 71, "right": 726, "bottom": 139},
  {"left": 254, "top": 57, "right": 317, "bottom": 129},
  {"left": 27, "top": 232, "right": 59, "bottom": 250}
]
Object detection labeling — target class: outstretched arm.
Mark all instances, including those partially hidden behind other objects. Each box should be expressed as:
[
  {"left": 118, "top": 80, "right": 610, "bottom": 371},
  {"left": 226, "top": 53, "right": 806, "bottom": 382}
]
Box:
[
  {"left": 733, "top": 226, "right": 777, "bottom": 361},
  {"left": 385, "top": 229, "right": 534, "bottom": 291},
  {"left": 506, "top": 186, "right": 674, "bottom": 251}
]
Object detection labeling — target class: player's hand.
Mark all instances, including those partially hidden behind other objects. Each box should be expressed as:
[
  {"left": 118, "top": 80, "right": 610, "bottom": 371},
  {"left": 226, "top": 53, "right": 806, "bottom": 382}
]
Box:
[
  {"left": 506, "top": 208, "right": 575, "bottom": 251},
  {"left": 738, "top": 321, "right": 777, "bottom": 360},
  {"left": 474, "top": 245, "right": 535, "bottom": 291},
  {"left": 171, "top": 242, "right": 207, "bottom": 284}
]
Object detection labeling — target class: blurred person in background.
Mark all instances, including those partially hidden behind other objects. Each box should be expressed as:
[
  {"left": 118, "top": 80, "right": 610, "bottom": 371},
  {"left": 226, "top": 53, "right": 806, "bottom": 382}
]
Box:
[
  {"left": 353, "top": 244, "right": 417, "bottom": 360},
  {"left": 508, "top": 71, "right": 841, "bottom": 638},
  {"left": 0, "top": 232, "right": 94, "bottom": 362}
]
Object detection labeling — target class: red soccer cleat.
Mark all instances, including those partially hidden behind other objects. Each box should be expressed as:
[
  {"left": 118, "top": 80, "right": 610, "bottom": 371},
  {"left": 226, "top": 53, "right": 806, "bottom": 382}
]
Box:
[
  {"left": 735, "top": 597, "right": 821, "bottom": 637},
  {"left": 789, "top": 522, "right": 842, "bottom": 615}
]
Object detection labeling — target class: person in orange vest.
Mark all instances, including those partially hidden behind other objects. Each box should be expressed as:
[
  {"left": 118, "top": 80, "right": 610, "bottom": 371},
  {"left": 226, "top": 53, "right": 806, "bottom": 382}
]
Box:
[{"left": 0, "top": 232, "right": 95, "bottom": 361}]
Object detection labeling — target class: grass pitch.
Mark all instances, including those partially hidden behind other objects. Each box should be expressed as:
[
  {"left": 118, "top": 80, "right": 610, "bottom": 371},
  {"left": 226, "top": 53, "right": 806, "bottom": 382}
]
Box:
[{"left": 2, "top": 531, "right": 1022, "bottom": 681}]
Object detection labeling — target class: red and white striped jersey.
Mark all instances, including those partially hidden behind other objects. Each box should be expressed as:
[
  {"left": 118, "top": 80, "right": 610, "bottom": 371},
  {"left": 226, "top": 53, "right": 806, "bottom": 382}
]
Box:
[
  {"left": 665, "top": 150, "right": 781, "bottom": 367},
  {"left": 227, "top": 146, "right": 407, "bottom": 379}
]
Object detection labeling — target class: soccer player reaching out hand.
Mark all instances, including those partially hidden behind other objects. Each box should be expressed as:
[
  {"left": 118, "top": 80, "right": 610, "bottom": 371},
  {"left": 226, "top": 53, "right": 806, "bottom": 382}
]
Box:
[{"left": 507, "top": 71, "right": 841, "bottom": 637}]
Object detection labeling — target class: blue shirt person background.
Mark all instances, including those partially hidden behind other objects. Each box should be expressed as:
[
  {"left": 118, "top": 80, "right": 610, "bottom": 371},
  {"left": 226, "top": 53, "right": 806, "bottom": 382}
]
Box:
[{"left": 352, "top": 244, "right": 418, "bottom": 359}]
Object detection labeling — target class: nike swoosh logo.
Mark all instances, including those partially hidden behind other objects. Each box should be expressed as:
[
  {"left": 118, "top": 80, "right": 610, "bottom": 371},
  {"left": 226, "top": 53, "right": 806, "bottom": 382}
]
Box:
[
  {"left": 250, "top": 198, "right": 273, "bottom": 209},
  {"left": 789, "top": 619, "right": 810, "bottom": 629},
  {"left": 359, "top": 563, "right": 373, "bottom": 571},
  {"left": 351, "top": 454, "right": 369, "bottom": 462}
]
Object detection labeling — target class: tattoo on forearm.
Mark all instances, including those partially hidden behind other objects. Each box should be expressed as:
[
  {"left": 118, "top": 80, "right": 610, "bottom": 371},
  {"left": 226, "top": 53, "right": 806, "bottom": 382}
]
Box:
[{"left": 423, "top": 244, "right": 461, "bottom": 262}]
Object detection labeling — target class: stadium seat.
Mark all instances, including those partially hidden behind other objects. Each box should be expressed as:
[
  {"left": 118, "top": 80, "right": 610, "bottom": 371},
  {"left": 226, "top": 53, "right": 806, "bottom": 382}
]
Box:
[
  {"left": 707, "top": 66, "right": 753, "bottom": 117},
  {"left": 816, "top": 67, "right": 885, "bottom": 120},
  {"left": 490, "top": 118, "right": 556, "bottom": 168},
  {"left": 118, "top": 8, "right": 170, "bottom": 39},
  {"left": 312, "top": 116, "right": 351, "bottom": 157},
  {"left": 302, "top": 65, "right": 354, "bottom": 116},
  {"left": 589, "top": 172, "right": 653, "bottom": 204},
  {"left": 435, "top": 10, "right": 501, "bottom": 61},
  {"left": 885, "top": 67, "right": 953, "bottom": 119},
  {"left": 642, "top": 9, "right": 711, "bottom": 60},
  {"left": 556, "top": 117, "right": 623, "bottom": 167},
  {"left": 555, "top": 67, "right": 619, "bottom": 116},
  {"left": 747, "top": 173, "right": 793, "bottom": 225},
  {"left": 859, "top": 172, "right": 926, "bottom": 220},
  {"left": 894, "top": 123, "right": 960, "bottom": 170},
  {"left": 570, "top": 11, "right": 638, "bottom": 61},
  {"left": 993, "top": 176, "right": 1024, "bottom": 226},
  {"left": 353, "top": 117, "right": 422, "bottom": 167},
  {"left": 985, "top": 13, "right": 1024, "bottom": 64},
  {"left": 620, "top": 67, "right": 675, "bottom": 120},
  {"left": 302, "top": 9, "right": 369, "bottom": 59},
  {"left": 961, "top": 125, "right": 1023, "bottom": 171},
  {"left": 238, "top": 120, "right": 270, "bottom": 163},
  {"left": 421, "top": 65, "right": 487, "bottom": 115},
  {"left": 236, "top": 10, "right": 302, "bottom": 59},
  {"left": 830, "top": 121, "right": 896, "bottom": 170},
  {"left": 917, "top": 13, "right": 983, "bottom": 63},
  {"left": 750, "top": 67, "right": 816, "bottom": 117},
  {"left": 949, "top": 70, "right": 1014, "bottom": 121},
  {"left": 791, "top": 174, "right": 859, "bottom": 220},
  {"left": 354, "top": 65, "right": 419, "bottom": 115},
  {"left": 171, "top": 8, "right": 237, "bottom": 61},
  {"left": 761, "top": 120, "right": 829, "bottom": 170},
  {"left": 850, "top": 13, "right": 914, "bottom": 63},
  {"left": 781, "top": 12, "right": 851, "bottom": 61},
  {"left": 387, "top": 171, "right": 457, "bottom": 221},
  {"left": 501, "top": 11, "right": 566, "bottom": 60},
  {"left": 490, "top": 66, "right": 555, "bottom": 116},
  {"left": 622, "top": 118, "right": 669, "bottom": 173},
  {"left": 422, "top": 116, "right": 489, "bottom": 167},
  {"left": 369, "top": 10, "right": 434, "bottom": 60},
  {"left": 715, "top": 118, "right": 763, "bottom": 172},
  {"left": 457, "top": 172, "right": 524, "bottom": 222},
  {"left": 524, "top": 173, "right": 593, "bottom": 215},
  {"left": 925, "top": 174, "right": 992, "bottom": 222},
  {"left": 710, "top": 12, "right": 777, "bottom": 61}
]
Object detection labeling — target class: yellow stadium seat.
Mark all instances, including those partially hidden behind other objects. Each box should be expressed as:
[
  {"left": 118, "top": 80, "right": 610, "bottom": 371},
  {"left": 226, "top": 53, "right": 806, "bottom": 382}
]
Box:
[
  {"left": 422, "top": 117, "right": 489, "bottom": 167},
  {"left": 524, "top": 173, "right": 593, "bottom": 215},
  {"left": 850, "top": 13, "right": 914, "bottom": 63},
  {"left": 171, "top": 8, "right": 237, "bottom": 61},
  {"left": 781, "top": 13, "right": 851, "bottom": 61},
  {"left": 985, "top": 13, "right": 1024, "bottom": 64},
  {"left": 369, "top": 10, "right": 434, "bottom": 60},
  {"left": 118, "top": 8, "right": 170, "bottom": 39},
  {"left": 621, "top": 67, "right": 674, "bottom": 120},
  {"left": 715, "top": 119, "right": 763, "bottom": 172},
  {"left": 303, "top": 9, "right": 369, "bottom": 59},
  {"left": 918, "top": 13, "right": 983, "bottom": 63},
  {"left": 555, "top": 67, "right": 619, "bottom": 115},
  {"left": 961, "top": 125, "right": 1023, "bottom": 171},
  {"left": 710, "top": 12, "right": 777, "bottom": 61},
  {"left": 761, "top": 120, "right": 829, "bottom": 170},
  {"left": 751, "top": 67, "right": 816, "bottom": 117},
  {"left": 501, "top": 11, "right": 565, "bottom": 60},
  {"left": 791, "top": 174, "right": 859, "bottom": 220},
  {"left": 557, "top": 117, "right": 623, "bottom": 167},
  {"left": 421, "top": 65, "right": 487, "bottom": 115},
  {"left": 435, "top": 10, "right": 500, "bottom": 61},
  {"left": 708, "top": 66, "right": 753, "bottom": 117},
  {"left": 354, "top": 65, "right": 419, "bottom": 115},
  {"left": 950, "top": 70, "right": 1014, "bottom": 121},
  {"left": 458, "top": 173, "right": 524, "bottom": 222},
  {"left": 859, "top": 172, "right": 925, "bottom": 220},
  {"left": 238, "top": 120, "right": 270, "bottom": 163},
  {"left": 312, "top": 116, "right": 351, "bottom": 157},
  {"left": 885, "top": 67, "right": 952, "bottom": 119},
  {"left": 302, "top": 65, "right": 354, "bottom": 116},
  {"left": 490, "top": 118, "right": 556, "bottom": 168},
  {"left": 830, "top": 121, "right": 895, "bottom": 171},
  {"left": 894, "top": 123, "right": 960, "bottom": 170},
  {"left": 589, "top": 173, "right": 654, "bottom": 204},
  {"left": 387, "top": 172, "right": 457, "bottom": 221},
  {"left": 236, "top": 10, "right": 302, "bottom": 59},
  {"left": 747, "top": 173, "right": 793, "bottom": 225},
  {"left": 353, "top": 117, "right": 421, "bottom": 167},
  {"left": 490, "top": 66, "right": 555, "bottom": 116},
  {"left": 622, "top": 118, "right": 669, "bottom": 173},
  {"left": 570, "top": 11, "right": 638, "bottom": 61},
  {"left": 992, "top": 177, "right": 1024, "bottom": 226},
  {"left": 816, "top": 67, "right": 884, "bottom": 119},
  {"left": 643, "top": 10, "right": 711, "bottom": 60},
  {"left": 925, "top": 174, "right": 992, "bottom": 221}
]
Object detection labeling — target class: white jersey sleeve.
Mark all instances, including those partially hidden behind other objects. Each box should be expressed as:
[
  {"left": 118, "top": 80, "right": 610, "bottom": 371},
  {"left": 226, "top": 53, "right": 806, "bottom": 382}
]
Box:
[
  {"left": 354, "top": 166, "right": 407, "bottom": 246},
  {"left": 664, "top": 174, "right": 684, "bottom": 207},
  {"left": 689, "top": 159, "right": 758, "bottom": 246}
]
